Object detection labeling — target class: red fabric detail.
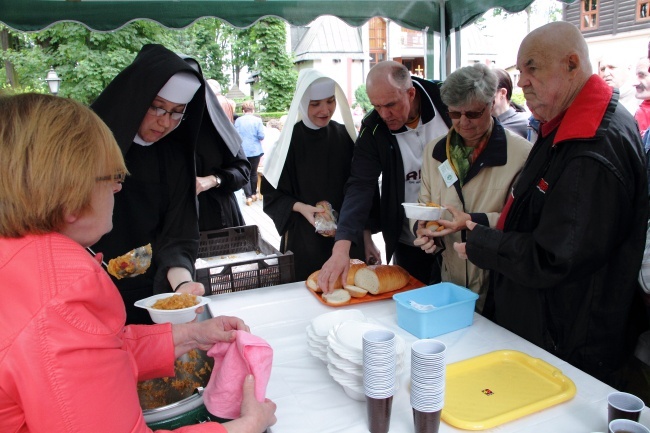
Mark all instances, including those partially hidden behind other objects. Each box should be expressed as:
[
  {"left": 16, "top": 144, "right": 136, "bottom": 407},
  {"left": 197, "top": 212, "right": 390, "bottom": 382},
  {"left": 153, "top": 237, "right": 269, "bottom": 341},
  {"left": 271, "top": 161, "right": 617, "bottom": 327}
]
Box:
[
  {"left": 496, "top": 192, "right": 515, "bottom": 230},
  {"left": 537, "top": 178, "right": 549, "bottom": 193},
  {"left": 553, "top": 75, "right": 613, "bottom": 144},
  {"left": 92, "top": 251, "right": 104, "bottom": 265},
  {"left": 470, "top": 131, "right": 490, "bottom": 163},
  {"left": 635, "top": 100, "right": 650, "bottom": 133},
  {"left": 540, "top": 110, "right": 566, "bottom": 138}
]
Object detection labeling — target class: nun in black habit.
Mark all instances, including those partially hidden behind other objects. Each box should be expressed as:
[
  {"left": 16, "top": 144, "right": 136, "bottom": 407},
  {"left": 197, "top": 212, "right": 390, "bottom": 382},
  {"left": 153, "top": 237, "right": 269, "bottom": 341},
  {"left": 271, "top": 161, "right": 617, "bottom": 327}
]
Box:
[
  {"left": 183, "top": 58, "right": 250, "bottom": 233},
  {"left": 91, "top": 44, "right": 207, "bottom": 324},
  {"left": 261, "top": 69, "right": 381, "bottom": 281}
]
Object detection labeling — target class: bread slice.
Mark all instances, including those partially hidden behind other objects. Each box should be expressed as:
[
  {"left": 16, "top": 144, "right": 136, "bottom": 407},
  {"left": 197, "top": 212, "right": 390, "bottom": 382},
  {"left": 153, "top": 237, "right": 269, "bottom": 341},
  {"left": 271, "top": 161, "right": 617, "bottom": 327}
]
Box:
[
  {"left": 354, "top": 265, "right": 410, "bottom": 295},
  {"left": 344, "top": 285, "right": 368, "bottom": 298},
  {"left": 322, "top": 289, "right": 351, "bottom": 306}
]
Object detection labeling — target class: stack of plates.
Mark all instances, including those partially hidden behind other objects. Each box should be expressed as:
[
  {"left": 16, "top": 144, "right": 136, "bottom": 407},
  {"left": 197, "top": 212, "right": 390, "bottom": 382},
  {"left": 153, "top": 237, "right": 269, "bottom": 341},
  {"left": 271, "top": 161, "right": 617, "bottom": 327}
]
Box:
[
  {"left": 307, "top": 310, "right": 405, "bottom": 401},
  {"left": 326, "top": 320, "right": 405, "bottom": 401},
  {"left": 306, "top": 309, "right": 366, "bottom": 363}
]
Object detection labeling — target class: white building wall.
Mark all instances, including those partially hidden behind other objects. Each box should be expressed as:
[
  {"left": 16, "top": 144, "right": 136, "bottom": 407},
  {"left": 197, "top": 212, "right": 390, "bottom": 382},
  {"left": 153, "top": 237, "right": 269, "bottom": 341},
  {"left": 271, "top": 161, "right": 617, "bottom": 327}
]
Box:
[
  {"left": 586, "top": 29, "right": 649, "bottom": 73},
  {"left": 296, "top": 56, "right": 365, "bottom": 105}
]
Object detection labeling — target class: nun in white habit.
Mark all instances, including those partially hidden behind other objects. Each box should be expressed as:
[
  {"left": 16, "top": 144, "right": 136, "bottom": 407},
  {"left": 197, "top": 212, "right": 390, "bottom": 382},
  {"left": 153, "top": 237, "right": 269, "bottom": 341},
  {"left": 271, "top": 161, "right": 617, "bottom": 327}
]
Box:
[{"left": 261, "top": 69, "right": 379, "bottom": 281}]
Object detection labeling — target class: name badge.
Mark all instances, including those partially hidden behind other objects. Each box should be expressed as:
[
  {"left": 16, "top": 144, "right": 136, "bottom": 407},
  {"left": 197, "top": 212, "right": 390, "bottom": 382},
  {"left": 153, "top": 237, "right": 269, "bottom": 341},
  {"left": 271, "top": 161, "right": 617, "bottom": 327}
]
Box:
[{"left": 438, "top": 160, "right": 458, "bottom": 188}]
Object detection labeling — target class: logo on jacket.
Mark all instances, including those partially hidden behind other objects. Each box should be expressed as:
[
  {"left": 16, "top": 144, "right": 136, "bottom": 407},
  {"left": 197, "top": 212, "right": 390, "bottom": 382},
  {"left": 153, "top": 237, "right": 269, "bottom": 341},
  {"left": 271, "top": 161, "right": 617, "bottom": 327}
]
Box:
[
  {"left": 406, "top": 170, "right": 421, "bottom": 182},
  {"left": 481, "top": 388, "right": 494, "bottom": 396},
  {"left": 536, "top": 178, "right": 549, "bottom": 194}
]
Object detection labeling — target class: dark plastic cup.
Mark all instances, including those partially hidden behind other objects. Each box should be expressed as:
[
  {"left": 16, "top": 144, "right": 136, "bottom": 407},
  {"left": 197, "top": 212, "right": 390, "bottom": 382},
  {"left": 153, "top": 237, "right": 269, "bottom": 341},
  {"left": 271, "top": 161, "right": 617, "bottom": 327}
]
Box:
[
  {"left": 607, "top": 392, "right": 644, "bottom": 424},
  {"left": 366, "top": 395, "right": 393, "bottom": 433},
  {"left": 608, "top": 419, "right": 650, "bottom": 433},
  {"left": 413, "top": 408, "right": 442, "bottom": 433}
]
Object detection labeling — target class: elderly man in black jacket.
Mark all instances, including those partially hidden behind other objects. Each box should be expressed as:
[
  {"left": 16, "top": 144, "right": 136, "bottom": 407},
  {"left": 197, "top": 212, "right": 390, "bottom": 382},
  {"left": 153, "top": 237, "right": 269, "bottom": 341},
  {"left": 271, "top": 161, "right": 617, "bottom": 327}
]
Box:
[
  {"left": 319, "top": 61, "right": 451, "bottom": 291},
  {"left": 455, "top": 22, "right": 648, "bottom": 389}
]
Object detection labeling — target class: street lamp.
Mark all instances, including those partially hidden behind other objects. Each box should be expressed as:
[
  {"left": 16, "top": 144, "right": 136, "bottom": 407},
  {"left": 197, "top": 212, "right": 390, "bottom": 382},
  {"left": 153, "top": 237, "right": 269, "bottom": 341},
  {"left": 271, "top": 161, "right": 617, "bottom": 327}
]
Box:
[{"left": 45, "top": 67, "right": 61, "bottom": 95}]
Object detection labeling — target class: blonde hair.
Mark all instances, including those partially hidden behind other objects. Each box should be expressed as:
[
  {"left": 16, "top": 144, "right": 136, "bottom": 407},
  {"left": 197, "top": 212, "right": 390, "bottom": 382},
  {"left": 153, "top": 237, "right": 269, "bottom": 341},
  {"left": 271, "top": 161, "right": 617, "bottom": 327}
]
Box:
[
  {"left": 0, "top": 93, "right": 127, "bottom": 237},
  {"left": 241, "top": 100, "right": 255, "bottom": 113}
]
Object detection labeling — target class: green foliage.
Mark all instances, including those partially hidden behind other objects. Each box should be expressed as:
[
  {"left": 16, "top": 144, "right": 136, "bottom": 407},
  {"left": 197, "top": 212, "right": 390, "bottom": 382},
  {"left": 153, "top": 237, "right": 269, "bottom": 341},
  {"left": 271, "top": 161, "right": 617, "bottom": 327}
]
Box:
[
  {"left": 260, "top": 112, "right": 288, "bottom": 122},
  {"left": 174, "top": 18, "right": 230, "bottom": 87},
  {"left": 246, "top": 18, "right": 297, "bottom": 112},
  {"left": 354, "top": 84, "right": 372, "bottom": 112},
  {"left": 511, "top": 88, "right": 527, "bottom": 107},
  {"left": 1, "top": 21, "right": 183, "bottom": 104},
  {"left": 0, "top": 20, "right": 234, "bottom": 104},
  {"left": 1, "top": 17, "right": 297, "bottom": 112}
]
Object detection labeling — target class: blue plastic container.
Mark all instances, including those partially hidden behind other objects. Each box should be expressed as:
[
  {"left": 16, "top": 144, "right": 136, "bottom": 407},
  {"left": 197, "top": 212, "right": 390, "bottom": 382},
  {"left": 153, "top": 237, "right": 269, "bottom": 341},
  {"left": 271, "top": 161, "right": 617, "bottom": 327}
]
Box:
[{"left": 392, "top": 283, "right": 479, "bottom": 338}]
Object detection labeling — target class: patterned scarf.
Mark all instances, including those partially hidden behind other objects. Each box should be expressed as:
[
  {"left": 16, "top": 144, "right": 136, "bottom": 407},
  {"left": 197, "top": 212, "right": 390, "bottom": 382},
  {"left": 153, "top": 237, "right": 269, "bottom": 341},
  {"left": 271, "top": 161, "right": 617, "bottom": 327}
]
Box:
[{"left": 445, "top": 121, "right": 493, "bottom": 186}]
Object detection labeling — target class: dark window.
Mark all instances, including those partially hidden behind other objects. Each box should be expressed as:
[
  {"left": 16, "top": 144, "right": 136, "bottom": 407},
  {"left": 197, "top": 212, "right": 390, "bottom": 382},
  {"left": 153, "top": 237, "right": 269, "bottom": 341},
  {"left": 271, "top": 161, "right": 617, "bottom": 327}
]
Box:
[
  {"left": 581, "top": 0, "right": 599, "bottom": 30},
  {"left": 638, "top": 0, "right": 650, "bottom": 21},
  {"left": 369, "top": 17, "right": 387, "bottom": 68}
]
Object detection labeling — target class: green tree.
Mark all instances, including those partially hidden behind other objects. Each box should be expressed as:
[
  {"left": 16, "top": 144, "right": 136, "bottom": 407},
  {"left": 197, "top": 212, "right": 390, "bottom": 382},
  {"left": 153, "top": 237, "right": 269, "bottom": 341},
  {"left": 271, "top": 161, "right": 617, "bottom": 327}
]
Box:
[
  {"left": 246, "top": 18, "right": 296, "bottom": 112},
  {"left": 1, "top": 21, "right": 180, "bottom": 103},
  {"left": 0, "top": 19, "right": 235, "bottom": 104},
  {"left": 175, "top": 17, "right": 230, "bottom": 88},
  {"left": 354, "top": 84, "right": 372, "bottom": 112},
  {"left": 1, "top": 17, "right": 297, "bottom": 112},
  {"left": 228, "top": 25, "right": 254, "bottom": 94}
]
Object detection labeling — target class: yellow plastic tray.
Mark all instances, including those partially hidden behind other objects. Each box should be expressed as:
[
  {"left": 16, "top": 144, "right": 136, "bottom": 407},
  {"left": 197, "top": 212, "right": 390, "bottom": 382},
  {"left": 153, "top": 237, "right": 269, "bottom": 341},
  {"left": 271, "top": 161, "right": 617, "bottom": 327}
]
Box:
[{"left": 441, "top": 350, "right": 576, "bottom": 430}]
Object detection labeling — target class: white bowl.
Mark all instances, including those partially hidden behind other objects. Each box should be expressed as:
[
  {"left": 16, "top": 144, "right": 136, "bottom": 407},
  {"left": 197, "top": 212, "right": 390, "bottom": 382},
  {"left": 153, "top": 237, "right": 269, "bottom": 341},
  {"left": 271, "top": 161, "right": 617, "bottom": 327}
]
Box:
[
  {"left": 311, "top": 309, "right": 366, "bottom": 337},
  {"left": 341, "top": 383, "right": 366, "bottom": 401},
  {"left": 401, "top": 203, "right": 445, "bottom": 220},
  {"left": 134, "top": 293, "right": 210, "bottom": 324}
]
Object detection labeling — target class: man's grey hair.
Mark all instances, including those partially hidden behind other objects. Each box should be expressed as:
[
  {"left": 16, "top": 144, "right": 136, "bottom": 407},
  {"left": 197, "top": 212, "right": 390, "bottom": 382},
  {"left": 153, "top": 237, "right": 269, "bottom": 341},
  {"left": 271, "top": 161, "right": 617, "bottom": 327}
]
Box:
[
  {"left": 389, "top": 63, "right": 413, "bottom": 91},
  {"left": 440, "top": 63, "right": 498, "bottom": 107},
  {"left": 367, "top": 61, "right": 414, "bottom": 92}
]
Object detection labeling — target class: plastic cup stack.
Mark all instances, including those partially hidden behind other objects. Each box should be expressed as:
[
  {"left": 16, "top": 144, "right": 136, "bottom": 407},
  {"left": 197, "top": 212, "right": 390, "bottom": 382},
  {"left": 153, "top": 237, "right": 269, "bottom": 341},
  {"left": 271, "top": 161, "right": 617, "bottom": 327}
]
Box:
[
  {"left": 363, "top": 329, "right": 397, "bottom": 397},
  {"left": 363, "top": 329, "right": 397, "bottom": 433},
  {"left": 411, "top": 339, "right": 447, "bottom": 433}
]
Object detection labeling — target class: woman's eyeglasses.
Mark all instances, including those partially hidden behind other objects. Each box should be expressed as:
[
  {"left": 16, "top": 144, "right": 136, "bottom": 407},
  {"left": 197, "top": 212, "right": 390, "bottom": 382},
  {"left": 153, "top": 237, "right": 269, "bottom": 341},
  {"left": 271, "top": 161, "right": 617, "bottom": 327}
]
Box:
[
  {"left": 148, "top": 105, "right": 185, "bottom": 122},
  {"left": 448, "top": 104, "right": 489, "bottom": 120},
  {"left": 96, "top": 173, "right": 126, "bottom": 183}
]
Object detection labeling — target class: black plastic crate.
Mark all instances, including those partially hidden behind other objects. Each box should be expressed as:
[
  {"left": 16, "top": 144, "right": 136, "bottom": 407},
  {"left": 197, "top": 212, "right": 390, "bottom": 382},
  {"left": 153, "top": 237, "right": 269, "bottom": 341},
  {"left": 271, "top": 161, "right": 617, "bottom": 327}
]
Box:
[{"left": 195, "top": 225, "right": 294, "bottom": 295}]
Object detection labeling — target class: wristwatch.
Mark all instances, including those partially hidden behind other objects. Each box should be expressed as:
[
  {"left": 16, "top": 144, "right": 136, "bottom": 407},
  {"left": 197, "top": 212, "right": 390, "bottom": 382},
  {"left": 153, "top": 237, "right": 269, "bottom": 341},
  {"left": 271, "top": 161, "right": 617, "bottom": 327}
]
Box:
[{"left": 213, "top": 175, "right": 222, "bottom": 188}]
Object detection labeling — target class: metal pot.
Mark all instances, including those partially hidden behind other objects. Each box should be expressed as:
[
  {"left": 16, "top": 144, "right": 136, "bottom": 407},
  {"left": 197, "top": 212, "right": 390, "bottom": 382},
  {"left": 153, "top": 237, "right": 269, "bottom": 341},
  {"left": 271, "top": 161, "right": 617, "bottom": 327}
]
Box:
[{"left": 138, "top": 348, "right": 227, "bottom": 427}]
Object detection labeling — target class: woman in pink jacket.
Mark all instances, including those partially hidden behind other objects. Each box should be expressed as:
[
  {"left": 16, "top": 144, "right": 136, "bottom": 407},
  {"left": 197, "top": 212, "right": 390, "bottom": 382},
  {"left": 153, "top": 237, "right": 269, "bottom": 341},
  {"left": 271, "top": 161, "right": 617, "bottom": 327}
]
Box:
[{"left": 0, "top": 93, "right": 276, "bottom": 433}]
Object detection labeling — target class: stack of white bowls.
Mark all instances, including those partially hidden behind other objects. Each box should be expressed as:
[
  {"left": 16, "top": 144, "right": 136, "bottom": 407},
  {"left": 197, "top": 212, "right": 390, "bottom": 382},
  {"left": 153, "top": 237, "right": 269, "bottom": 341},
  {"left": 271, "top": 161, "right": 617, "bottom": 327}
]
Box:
[
  {"left": 306, "top": 309, "right": 366, "bottom": 363},
  {"left": 326, "top": 320, "right": 405, "bottom": 401},
  {"left": 305, "top": 309, "right": 405, "bottom": 401}
]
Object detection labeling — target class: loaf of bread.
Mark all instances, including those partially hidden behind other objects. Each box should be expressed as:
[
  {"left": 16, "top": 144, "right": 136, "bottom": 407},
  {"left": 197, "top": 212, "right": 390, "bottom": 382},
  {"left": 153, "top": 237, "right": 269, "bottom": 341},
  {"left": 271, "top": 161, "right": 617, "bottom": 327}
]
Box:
[
  {"left": 354, "top": 265, "right": 410, "bottom": 295},
  {"left": 305, "top": 259, "right": 366, "bottom": 292}
]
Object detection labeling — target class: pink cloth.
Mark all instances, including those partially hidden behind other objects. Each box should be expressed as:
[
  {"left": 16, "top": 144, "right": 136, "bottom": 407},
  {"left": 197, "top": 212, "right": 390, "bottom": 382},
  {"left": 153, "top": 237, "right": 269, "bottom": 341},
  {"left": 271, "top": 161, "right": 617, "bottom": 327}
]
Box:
[{"left": 204, "top": 330, "right": 273, "bottom": 419}]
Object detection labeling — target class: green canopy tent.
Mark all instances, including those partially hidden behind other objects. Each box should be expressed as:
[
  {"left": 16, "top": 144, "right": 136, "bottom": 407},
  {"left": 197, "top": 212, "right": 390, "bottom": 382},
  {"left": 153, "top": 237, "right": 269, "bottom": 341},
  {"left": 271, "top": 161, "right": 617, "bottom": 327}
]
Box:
[{"left": 0, "top": 0, "right": 547, "bottom": 77}]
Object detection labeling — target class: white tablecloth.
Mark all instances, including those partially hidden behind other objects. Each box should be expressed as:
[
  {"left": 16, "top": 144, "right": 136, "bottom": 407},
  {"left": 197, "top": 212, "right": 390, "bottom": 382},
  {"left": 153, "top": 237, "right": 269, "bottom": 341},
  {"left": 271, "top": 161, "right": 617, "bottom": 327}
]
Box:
[{"left": 207, "top": 282, "right": 649, "bottom": 433}]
